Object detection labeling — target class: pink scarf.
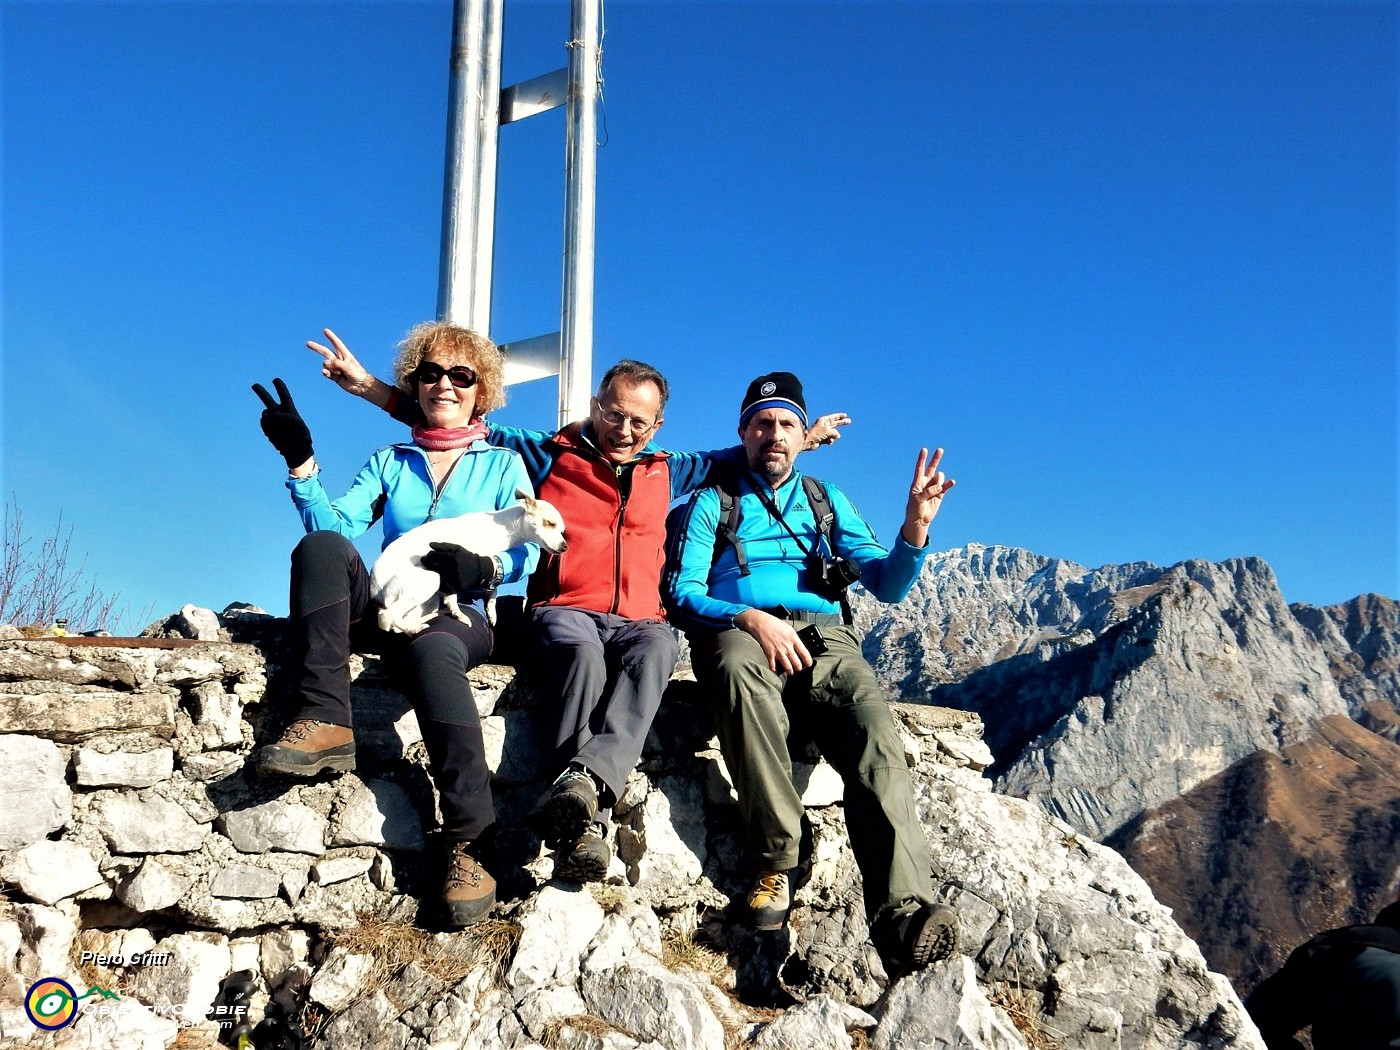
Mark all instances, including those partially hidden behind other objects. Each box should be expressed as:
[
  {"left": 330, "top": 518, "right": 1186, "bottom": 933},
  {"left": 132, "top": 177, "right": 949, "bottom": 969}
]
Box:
[{"left": 412, "top": 418, "right": 489, "bottom": 450}]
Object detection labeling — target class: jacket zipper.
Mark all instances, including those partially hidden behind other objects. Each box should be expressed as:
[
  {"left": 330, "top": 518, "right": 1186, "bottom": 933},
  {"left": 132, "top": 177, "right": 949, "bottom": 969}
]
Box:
[{"left": 611, "top": 464, "right": 628, "bottom": 614}]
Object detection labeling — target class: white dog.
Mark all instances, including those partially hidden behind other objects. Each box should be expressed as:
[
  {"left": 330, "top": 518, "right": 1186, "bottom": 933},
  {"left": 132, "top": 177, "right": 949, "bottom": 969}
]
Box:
[{"left": 370, "top": 493, "right": 567, "bottom": 635}]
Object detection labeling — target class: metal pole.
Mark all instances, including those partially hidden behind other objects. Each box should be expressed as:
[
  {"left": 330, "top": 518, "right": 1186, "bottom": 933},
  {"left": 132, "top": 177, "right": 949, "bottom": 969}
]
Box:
[
  {"left": 437, "top": 0, "right": 503, "bottom": 331},
  {"left": 558, "top": 0, "right": 600, "bottom": 427}
]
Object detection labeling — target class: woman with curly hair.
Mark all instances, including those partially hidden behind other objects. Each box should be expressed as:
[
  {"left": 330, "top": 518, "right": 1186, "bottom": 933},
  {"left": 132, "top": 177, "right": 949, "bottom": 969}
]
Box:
[{"left": 252, "top": 321, "right": 534, "bottom": 928}]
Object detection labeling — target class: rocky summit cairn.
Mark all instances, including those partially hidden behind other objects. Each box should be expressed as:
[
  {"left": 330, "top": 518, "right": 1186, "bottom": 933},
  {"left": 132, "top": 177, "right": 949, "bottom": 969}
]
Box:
[{"left": 0, "top": 602, "right": 1263, "bottom": 1049}]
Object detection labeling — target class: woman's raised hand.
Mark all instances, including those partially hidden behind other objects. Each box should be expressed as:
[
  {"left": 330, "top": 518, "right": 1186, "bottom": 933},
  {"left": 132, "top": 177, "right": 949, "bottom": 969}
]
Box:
[
  {"left": 251, "top": 378, "right": 314, "bottom": 472},
  {"left": 307, "top": 328, "right": 373, "bottom": 395}
]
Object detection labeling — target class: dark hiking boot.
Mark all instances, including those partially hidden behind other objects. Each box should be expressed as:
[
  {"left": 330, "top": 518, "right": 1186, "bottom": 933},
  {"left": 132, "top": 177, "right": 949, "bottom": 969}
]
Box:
[
  {"left": 748, "top": 871, "right": 791, "bottom": 931},
  {"left": 872, "top": 901, "right": 959, "bottom": 977},
  {"left": 528, "top": 766, "right": 599, "bottom": 843},
  {"left": 553, "top": 824, "right": 611, "bottom": 883},
  {"left": 258, "top": 720, "right": 356, "bottom": 777},
  {"left": 443, "top": 841, "right": 497, "bottom": 927}
]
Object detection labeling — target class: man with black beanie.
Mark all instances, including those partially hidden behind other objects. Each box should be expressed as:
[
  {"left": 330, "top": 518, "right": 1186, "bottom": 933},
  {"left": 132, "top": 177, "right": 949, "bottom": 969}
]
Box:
[{"left": 664, "top": 370, "right": 961, "bottom": 978}]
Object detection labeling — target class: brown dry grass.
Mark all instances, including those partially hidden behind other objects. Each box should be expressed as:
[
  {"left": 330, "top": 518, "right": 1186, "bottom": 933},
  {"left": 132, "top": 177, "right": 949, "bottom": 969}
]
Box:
[
  {"left": 986, "top": 980, "right": 1064, "bottom": 1050},
  {"left": 328, "top": 912, "right": 521, "bottom": 994},
  {"left": 170, "top": 1029, "right": 223, "bottom": 1050},
  {"left": 661, "top": 930, "right": 729, "bottom": 983},
  {"left": 538, "top": 1013, "right": 626, "bottom": 1048}
]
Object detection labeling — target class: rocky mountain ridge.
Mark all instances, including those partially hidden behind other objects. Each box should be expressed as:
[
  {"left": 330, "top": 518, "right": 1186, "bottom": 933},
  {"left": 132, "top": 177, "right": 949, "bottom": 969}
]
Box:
[
  {"left": 0, "top": 604, "right": 1262, "bottom": 1050},
  {"left": 854, "top": 544, "right": 1400, "bottom": 994}
]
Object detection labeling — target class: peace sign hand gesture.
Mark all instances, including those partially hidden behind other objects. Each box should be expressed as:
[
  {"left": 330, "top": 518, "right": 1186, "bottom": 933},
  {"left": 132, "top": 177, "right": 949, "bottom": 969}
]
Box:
[
  {"left": 251, "top": 378, "right": 315, "bottom": 471},
  {"left": 306, "top": 328, "right": 374, "bottom": 396},
  {"left": 901, "top": 447, "right": 955, "bottom": 547}
]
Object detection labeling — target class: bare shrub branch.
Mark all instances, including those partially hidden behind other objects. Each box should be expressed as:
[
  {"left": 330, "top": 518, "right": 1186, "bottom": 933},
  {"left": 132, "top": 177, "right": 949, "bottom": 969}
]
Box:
[{"left": 0, "top": 496, "right": 151, "bottom": 633}]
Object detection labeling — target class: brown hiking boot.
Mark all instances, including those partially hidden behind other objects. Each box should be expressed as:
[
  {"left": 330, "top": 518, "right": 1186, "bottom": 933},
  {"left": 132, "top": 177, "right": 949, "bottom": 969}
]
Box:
[
  {"left": 257, "top": 719, "right": 356, "bottom": 777},
  {"left": 443, "top": 841, "right": 497, "bottom": 927}
]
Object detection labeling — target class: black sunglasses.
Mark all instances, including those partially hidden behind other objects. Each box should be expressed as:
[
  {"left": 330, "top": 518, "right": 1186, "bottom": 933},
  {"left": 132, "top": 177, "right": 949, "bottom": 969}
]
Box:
[{"left": 413, "top": 362, "right": 478, "bottom": 389}]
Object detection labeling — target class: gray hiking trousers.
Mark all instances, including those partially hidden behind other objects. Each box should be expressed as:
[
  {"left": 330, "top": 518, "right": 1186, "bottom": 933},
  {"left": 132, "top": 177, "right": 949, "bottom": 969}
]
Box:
[{"left": 530, "top": 606, "right": 679, "bottom": 810}]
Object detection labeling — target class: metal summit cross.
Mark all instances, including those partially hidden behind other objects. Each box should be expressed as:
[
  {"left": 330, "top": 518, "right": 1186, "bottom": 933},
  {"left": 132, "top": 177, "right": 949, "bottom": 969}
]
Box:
[{"left": 436, "top": 0, "right": 601, "bottom": 429}]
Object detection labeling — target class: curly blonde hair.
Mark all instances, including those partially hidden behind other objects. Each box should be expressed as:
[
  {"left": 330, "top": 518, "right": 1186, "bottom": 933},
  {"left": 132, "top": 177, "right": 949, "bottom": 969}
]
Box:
[{"left": 391, "top": 321, "right": 507, "bottom": 417}]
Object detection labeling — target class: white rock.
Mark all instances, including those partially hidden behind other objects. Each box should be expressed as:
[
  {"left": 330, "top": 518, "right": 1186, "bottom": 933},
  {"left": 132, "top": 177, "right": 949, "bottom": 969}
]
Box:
[
  {"left": 934, "top": 729, "right": 995, "bottom": 771},
  {"left": 73, "top": 747, "right": 175, "bottom": 788},
  {"left": 874, "top": 956, "right": 1028, "bottom": 1050},
  {"left": 67, "top": 995, "right": 179, "bottom": 1050},
  {"left": 218, "top": 799, "right": 327, "bottom": 855},
  {"left": 754, "top": 994, "right": 877, "bottom": 1049},
  {"left": 96, "top": 794, "right": 206, "bottom": 854},
  {"left": 176, "top": 603, "right": 223, "bottom": 641},
  {"left": 14, "top": 903, "right": 78, "bottom": 981},
  {"left": 581, "top": 962, "right": 726, "bottom": 1050},
  {"left": 117, "top": 857, "right": 195, "bottom": 913},
  {"left": 111, "top": 927, "right": 157, "bottom": 962},
  {"left": 211, "top": 864, "right": 282, "bottom": 899},
  {"left": 796, "top": 761, "right": 846, "bottom": 807},
  {"left": 0, "top": 919, "right": 22, "bottom": 972},
  {"left": 631, "top": 777, "right": 705, "bottom": 888},
  {"left": 309, "top": 947, "right": 375, "bottom": 1011},
  {"left": 508, "top": 884, "right": 607, "bottom": 994},
  {"left": 189, "top": 680, "right": 245, "bottom": 749},
  {"left": 180, "top": 751, "right": 244, "bottom": 781},
  {"left": 130, "top": 931, "right": 231, "bottom": 1023},
  {"left": 516, "top": 984, "right": 590, "bottom": 1038},
  {"left": 2, "top": 839, "right": 104, "bottom": 904},
  {"left": 311, "top": 855, "right": 373, "bottom": 886},
  {"left": 0, "top": 735, "right": 70, "bottom": 849},
  {"left": 330, "top": 778, "right": 426, "bottom": 851},
  {"left": 259, "top": 928, "right": 311, "bottom": 982}
]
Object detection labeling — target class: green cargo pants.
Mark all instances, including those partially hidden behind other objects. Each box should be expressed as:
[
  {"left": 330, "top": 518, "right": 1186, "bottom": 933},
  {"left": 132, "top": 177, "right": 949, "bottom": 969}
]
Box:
[{"left": 691, "top": 623, "right": 935, "bottom": 922}]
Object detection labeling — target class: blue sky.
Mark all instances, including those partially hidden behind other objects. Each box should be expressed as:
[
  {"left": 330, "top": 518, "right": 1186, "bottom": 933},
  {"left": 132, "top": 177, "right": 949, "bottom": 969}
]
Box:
[{"left": 2, "top": 0, "right": 1395, "bottom": 627}]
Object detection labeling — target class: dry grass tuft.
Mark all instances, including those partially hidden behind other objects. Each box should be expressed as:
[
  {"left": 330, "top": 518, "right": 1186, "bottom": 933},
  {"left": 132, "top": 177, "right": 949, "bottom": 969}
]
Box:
[
  {"left": 987, "top": 980, "right": 1064, "bottom": 1050},
  {"left": 539, "top": 1013, "right": 625, "bottom": 1048},
  {"left": 588, "top": 883, "right": 628, "bottom": 913},
  {"left": 170, "top": 1029, "right": 222, "bottom": 1050},
  {"left": 661, "top": 930, "right": 729, "bottom": 983},
  {"left": 329, "top": 912, "right": 521, "bottom": 992}
]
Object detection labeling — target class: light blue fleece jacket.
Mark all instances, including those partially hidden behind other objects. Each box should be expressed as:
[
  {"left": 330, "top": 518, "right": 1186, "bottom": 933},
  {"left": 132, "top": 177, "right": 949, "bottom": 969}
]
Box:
[
  {"left": 285, "top": 441, "right": 540, "bottom": 584},
  {"left": 663, "top": 468, "right": 928, "bottom": 632}
]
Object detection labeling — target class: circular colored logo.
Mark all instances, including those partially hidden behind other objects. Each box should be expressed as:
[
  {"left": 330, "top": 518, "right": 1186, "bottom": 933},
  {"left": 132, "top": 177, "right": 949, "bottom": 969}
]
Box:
[
  {"left": 26, "top": 978, "right": 78, "bottom": 1030},
  {"left": 761, "top": 381, "right": 777, "bottom": 396}
]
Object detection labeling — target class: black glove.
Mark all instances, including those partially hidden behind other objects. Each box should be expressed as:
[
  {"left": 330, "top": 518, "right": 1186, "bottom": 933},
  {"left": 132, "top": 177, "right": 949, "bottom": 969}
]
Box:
[
  {"left": 252, "top": 378, "right": 314, "bottom": 470},
  {"left": 421, "top": 543, "right": 497, "bottom": 595}
]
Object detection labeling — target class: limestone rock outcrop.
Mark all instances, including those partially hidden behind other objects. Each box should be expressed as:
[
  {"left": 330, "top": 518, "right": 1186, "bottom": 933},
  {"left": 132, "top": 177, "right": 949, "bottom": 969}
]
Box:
[{"left": 0, "top": 608, "right": 1261, "bottom": 1049}]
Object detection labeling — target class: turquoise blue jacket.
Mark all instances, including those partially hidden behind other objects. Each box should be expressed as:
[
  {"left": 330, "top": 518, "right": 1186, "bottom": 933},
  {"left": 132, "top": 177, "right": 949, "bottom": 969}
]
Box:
[
  {"left": 285, "top": 441, "right": 540, "bottom": 584},
  {"left": 663, "top": 468, "right": 927, "bottom": 632}
]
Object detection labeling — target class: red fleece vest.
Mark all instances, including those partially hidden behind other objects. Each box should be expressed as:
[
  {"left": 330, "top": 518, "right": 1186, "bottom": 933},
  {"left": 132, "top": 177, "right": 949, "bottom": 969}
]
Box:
[{"left": 527, "top": 425, "right": 673, "bottom": 620}]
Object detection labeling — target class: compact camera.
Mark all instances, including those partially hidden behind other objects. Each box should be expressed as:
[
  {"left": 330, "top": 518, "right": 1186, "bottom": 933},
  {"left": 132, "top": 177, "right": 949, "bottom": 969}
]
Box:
[{"left": 807, "top": 553, "right": 861, "bottom": 602}]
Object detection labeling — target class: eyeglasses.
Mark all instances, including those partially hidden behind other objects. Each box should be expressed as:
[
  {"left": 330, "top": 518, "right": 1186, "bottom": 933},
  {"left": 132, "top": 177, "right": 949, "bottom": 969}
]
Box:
[
  {"left": 593, "top": 399, "right": 658, "bottom": 433},
  {"left": 413, "top": 362, "right": 478, "bottom": 389}
]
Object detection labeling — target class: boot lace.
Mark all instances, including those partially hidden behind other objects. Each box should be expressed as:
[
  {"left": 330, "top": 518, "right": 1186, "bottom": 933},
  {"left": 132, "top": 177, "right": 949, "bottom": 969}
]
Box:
[
  {"left": 446, "top": 845, "right": 485, "bottom": 890},
  {"left": 749, "top": 871, "right": 788, "bottom": 906},
  {"left": 281, "top": 719, "right": 322, "bottom": 744}
]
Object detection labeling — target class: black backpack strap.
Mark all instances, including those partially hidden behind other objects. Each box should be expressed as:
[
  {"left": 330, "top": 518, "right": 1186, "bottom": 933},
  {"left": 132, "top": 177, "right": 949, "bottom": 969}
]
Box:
[
  {"left": 799, "top": 474, "right": 853, "bottom": 626},
  {"left": 801, "top": 474, "right": 834, "bottom": 551},
  {"left": 714, "top": 482, "right": 750, "bottom": 577}
]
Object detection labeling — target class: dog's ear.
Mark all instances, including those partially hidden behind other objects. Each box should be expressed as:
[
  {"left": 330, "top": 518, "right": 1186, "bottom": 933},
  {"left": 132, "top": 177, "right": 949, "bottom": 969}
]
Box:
[{"left": 515, "top": 487, "right": 535, "bottom": 506}]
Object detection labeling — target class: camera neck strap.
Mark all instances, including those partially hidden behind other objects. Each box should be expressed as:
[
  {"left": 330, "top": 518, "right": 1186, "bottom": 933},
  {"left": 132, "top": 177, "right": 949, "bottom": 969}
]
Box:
[{"left": 747, "top": 472, "right": 820, "bottom": 560}]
